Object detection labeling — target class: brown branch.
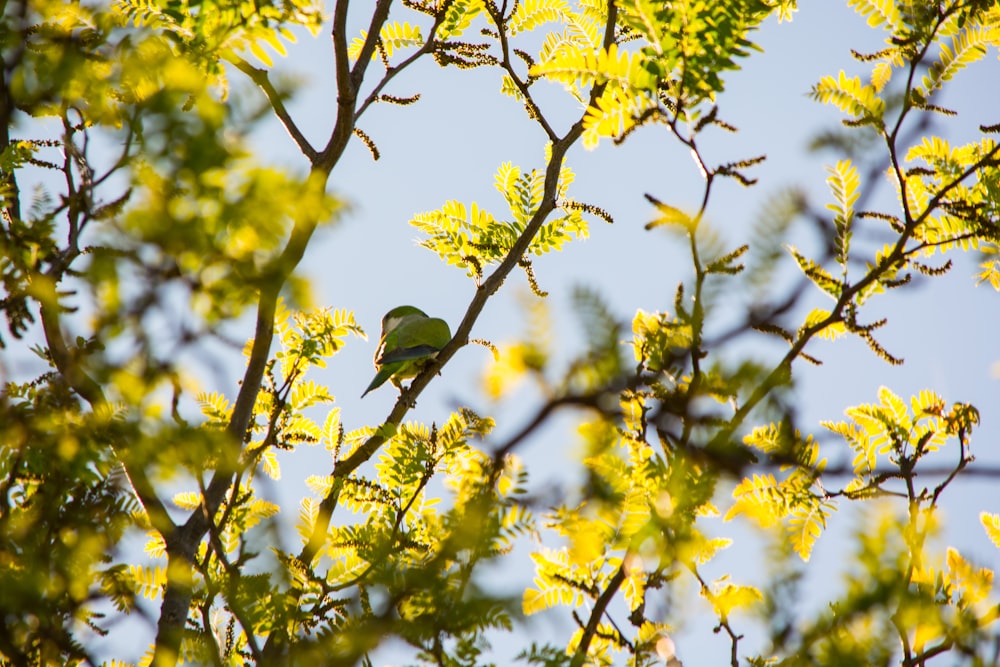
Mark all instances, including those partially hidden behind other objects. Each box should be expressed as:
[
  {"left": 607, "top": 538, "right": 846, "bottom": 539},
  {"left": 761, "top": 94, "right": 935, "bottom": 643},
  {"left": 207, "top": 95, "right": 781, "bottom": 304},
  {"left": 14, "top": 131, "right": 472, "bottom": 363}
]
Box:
[
  {"left": 299, "top": 0, "right": 622, "bottom": 592},
  {"left": 156, "top": 167, "right": 329, "bottom": 661},
  {"left": 33, "top": 124, "right": 175, "bottom": 536},
  {"left": 354, "top": 16, "right": 446, "bottom": 121},
  {"left": 488, "top": 3, "right": 558, "bottom": 142},
  {"left": 231, "top": 57, "right": 317, "bottom": 161},
  {"left": 316, "top": 0, "right": 393, "bottom": 171},
  {"left": 154, "top": 0, "right": 393, "bottom": 637},
  {"left": 570, "top": 565, "right": 627, "bottom": 667}
]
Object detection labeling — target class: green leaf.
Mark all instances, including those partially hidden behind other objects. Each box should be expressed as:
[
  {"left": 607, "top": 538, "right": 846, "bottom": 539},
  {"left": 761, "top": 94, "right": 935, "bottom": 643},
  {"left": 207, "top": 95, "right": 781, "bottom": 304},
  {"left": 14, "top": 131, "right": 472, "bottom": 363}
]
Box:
[
  {"left": 786, "top": 245, "right": 844, "bottom": 299},
  {"left": 788, "top": 500, "right": 832, "bottom": 562},
  {"left": 644, "top": 195, "right": 694, "bottom": 231},
  {"left": 436, "top": 0, "right": 485, "bottom": 40},
  {"left": 801, "top": 308, "right": 846, "bottom": 340},
  {"left": 530, "top": 42, "right": 657, "bottom": 91},
  {"left": 918, "top": 23, "right": 996, "bottom": 99},
  {"left": 349, "top": 22, "right": 425, "bottom": 61},
  {"left": 705, "top": 244, "right": 749, "bottom": 275},
  {"left": 811, "top": 70, "right": 885, "bottom": 125},
  {"left": 826, "top": 160, "right": 859, "bottom": 267},
  {"left": 847, "top": 0, "right": 900, "bottom": 30},
  {"left": 509, "top": 0, "right": 569, "bottom": 35}
]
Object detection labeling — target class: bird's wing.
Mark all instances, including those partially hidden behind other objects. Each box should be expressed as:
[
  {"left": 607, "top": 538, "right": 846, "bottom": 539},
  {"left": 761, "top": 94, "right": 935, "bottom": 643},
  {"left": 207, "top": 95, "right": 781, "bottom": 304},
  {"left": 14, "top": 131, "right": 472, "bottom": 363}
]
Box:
[
  {"left": 379, "top": 317, "right": 451, "bottom": 365},
  {"left": 378, "top": 344, "right": 441, "bottom": 366},
  {"left": 361, "top": 364, "right": 397, "bottom": 397}
]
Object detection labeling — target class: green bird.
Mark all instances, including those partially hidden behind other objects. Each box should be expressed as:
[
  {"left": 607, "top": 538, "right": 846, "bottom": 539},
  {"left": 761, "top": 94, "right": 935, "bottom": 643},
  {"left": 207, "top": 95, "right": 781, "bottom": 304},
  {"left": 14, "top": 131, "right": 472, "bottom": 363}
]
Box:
[{"left": 361, "top": 305, "right": 452, "bottom": 397}]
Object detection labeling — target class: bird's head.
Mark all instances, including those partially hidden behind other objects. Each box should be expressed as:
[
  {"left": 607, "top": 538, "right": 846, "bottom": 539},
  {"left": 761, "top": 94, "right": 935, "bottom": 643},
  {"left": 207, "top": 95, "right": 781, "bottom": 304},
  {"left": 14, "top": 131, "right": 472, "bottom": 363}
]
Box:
[{"left": 381, "top": 305, "right": 428, "bottom": 335}]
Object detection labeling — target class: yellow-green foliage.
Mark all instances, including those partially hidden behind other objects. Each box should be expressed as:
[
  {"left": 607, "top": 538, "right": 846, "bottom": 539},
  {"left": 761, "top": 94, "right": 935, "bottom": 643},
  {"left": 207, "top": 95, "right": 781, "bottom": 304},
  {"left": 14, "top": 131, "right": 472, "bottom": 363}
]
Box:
[
  {"left": 811, "top": 71, "right": 886, "bottom": 126},
  {"left": 411, "top": 157, "right": 587, "bottom": 279},
  {"left": 3, "top": 0, "right": 1000, "bottom": 665},
  {"left": 823, "top": 387, "right": 978, "bottom": 480},
  {"left": 726, "top": 425, "right": 832, "bottom": 561},
  {"left": 349, "top": 22, "right": 425, "bottom": 61},
  {"left": 115, "top": 0, "right": 323, "bottom": 68}
]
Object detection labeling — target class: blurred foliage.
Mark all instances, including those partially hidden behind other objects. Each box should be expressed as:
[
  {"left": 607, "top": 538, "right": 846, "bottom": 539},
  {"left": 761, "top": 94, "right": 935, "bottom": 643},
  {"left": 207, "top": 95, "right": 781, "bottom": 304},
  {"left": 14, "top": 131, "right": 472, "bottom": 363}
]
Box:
[{"left": 2, "top": 0, "right": 999, "bottom": 666}]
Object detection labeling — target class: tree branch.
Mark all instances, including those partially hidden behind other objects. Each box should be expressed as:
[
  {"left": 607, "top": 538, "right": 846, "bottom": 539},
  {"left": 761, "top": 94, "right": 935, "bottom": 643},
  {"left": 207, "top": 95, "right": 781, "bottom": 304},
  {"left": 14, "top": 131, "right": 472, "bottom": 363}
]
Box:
[
  {"left": 570, "top": 564, "right": 627, "bottom": 667},
  {"left": 707, "top": 138, "right": 1000, "bottom": 453},
  {"left": 353, "top": 13, "right": 446, "bottom": 121},
  {"left": 299, "top": 0, "right": 622, "bottom": 606},
  {"left": 231, "top": 57, "right": 317, "bottom": 161}
]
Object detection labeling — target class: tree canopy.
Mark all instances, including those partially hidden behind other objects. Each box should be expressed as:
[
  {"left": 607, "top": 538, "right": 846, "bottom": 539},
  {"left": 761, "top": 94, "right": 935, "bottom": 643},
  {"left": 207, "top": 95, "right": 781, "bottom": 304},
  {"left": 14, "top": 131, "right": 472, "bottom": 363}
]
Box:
[{"left": 2, "top": 0, "right": 1000, "bottom": 666}]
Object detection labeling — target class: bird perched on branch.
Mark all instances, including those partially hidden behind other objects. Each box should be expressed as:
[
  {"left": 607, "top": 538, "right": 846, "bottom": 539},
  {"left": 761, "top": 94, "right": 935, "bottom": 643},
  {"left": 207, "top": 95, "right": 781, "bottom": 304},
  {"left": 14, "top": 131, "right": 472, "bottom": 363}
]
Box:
[{"left": 362, "top": 305, "right": 452, "bottom": 397}]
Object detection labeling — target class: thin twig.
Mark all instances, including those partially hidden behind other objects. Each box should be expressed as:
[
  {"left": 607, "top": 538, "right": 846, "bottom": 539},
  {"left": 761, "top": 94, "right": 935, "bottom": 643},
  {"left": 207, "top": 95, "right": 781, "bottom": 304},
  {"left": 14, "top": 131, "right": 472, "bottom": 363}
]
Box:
[{"left": 231, "top": 57, "right": 317, "bottom": 161}]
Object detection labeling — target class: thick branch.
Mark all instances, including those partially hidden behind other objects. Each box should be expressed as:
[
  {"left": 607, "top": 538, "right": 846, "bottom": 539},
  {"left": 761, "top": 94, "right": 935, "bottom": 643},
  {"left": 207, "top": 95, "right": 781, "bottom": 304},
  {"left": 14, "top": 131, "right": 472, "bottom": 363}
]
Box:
[
  {"left": 297, "top": 0, "right": 622, "bottom": 579},
  {"left": 152, "top": 8, "right": 391, "bottom": 645},
  {"left": 302, "top": 0, "right": 621, "bottom": 574},
  {"left": 1, "top": 43, "right": 21, "bottom": 224},
  {"left": 156, "top": 168, "right": 328, "bottom": 661},
  {"left": 570, "top": 565, "right": 627, "bottom": 667},
  {"left": 316, "top": 0, "right": 393, "bottom": 171}
]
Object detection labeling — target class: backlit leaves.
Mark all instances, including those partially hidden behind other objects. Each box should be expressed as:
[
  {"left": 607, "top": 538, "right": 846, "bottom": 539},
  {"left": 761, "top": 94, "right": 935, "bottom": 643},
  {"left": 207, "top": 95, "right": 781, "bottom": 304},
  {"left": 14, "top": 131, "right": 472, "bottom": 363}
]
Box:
[
  {"left": 847, "top": 0, "right": 899, "bottom": 29},
  {"left": 644, "top": 196, "right": 695, "bottom": 232},
  {"left": 116, "top": 0, "right": 323, "bottom": 69},
  {"left": 530, "top": 42, "right": 657, "bottom": 91},
  {"left": 436, "top": 0, "right": 485, "bottom": 40},
  {"left": 822, "top": 387, "right": 975, "bottom": 483},
  {"left": 631, "top": 309, "right": 692, "bottom": 374},
  {"left": 977, "top": 251, "right": 1000, "bottom": 290},
  {"left": 811, "top": 70, "right": 886, "bottom": 126},
  {"left": 529, "top": 38, "right": 660, "bottom": 147},
  {"left": 109, "top": 164, "right": 340, "bottom": 331},
  {"left": 945, "top": 546, "right": 994, "bottom": 610},
  {"left": 800, "top": 308, "right": 847, "bottom": 341},
  {"left": 349, "top": 22, "right": 425, "bottom": 61},
  {"left": 129, "top": 565, "right": 168, "bottom": 601},
  {"left": 982, "top": 512, "right": 1000, "bottom": 549},
  {"left": 786, "top": 245, "right": 843, "bottom": 299},
  {"left": 895, "top": 136, "right": 1000, "bottom": 258},
  {"left": 412, "top": 160, "right": 587, "bottom": 279},
  {"left": 581, "top": 85, "right": 658, "bottom": 149},
  {"left": 917, "top": 19, "right": 1000, "bottom": 100},
  {"left": 523, "top": 549, "right": 588, "bottom": 615},
  {"left": 613, "top": 0, "right": 776, "bottom": 113},
  {"left": 727, "top": 425, "right": 832, "bottom": 560},
  {"left": 4, "top": 0, "right": 1000, "bottom": 664},
  {"left": 826, "top": 160, "right": 859, "bottom": 267},
  {"left": 275, "top": 304, "right": 365, "bottom": 373},
  {"left": 509, "top": 0, "right": 569, "bottom": 35},
  {"left": 703, "top": 577, "right": 763, "bottom": 620}
]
